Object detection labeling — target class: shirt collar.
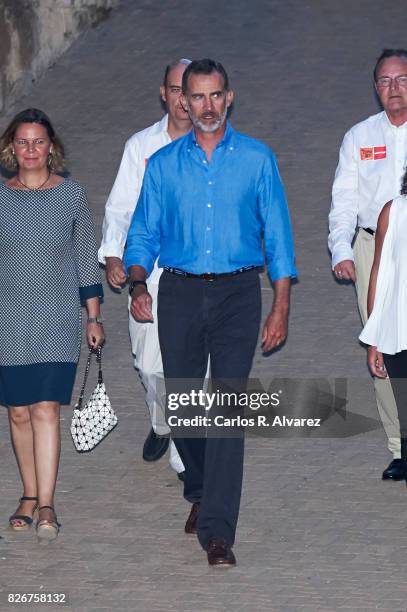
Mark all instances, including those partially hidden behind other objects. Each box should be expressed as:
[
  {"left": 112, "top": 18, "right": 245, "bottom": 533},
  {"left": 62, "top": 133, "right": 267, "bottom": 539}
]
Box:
[
  {"left": 382, "top": 111, "right": 407, "bottom": 130},
  {"left": 188, "top": 121, "right": 235, "bottom": 148},
  {"left": 159, "top": 114, "right": 169, "bottom": 134}
]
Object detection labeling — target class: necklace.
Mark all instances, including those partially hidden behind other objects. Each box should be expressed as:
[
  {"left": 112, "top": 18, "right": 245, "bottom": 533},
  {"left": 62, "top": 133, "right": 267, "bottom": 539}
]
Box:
[{"left": 15, "top": 172, "right": 51, "bottom": 191}]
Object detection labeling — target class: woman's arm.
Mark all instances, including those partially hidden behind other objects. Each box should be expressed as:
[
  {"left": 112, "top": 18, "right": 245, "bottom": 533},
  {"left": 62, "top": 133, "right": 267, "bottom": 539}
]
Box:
[
  {"left": 367, "top": 201, "right": 391, "bottom": 316},
  {"left": 72, "top": 185, "right": 105, "bottom": 350},
  {"left": 366, "top": 201, "right": 391, "bottom": 378}
]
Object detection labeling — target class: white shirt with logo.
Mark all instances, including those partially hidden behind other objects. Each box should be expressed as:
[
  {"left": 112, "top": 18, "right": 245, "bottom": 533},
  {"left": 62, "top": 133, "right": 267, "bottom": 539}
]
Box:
[
  {"left": 328, "top": 111, "right": 407, "bottom": 267},
  {"left": 98, "top": 115, "right": 171, "bottom": 284}
]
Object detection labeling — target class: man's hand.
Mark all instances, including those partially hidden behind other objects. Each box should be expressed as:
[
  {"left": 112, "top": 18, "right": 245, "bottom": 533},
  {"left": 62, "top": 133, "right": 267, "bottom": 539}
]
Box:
[
  {"left": 262, "top": 277, "right": 291, "bottom": 353},
  {"left": 333, "top": 259, "right": 356, "bottom": 282},
  {"left": 367, "top": 345, "right": 387, "bottom": 378},
  {"left": 106, "top": 256, "right": 127, "bottom": 289},
  {"left": 262, "top": 308, "right": 288, "bottom": 352},
  {"left": 130, "top": 285, "right": 154, "bottom": 322}
]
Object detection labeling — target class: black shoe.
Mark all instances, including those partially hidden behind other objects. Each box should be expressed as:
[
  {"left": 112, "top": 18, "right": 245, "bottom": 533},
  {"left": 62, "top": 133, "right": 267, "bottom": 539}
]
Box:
[
  {"left": 142, "top": 428, "right": 169, "bottom": 462},
  {"left": 185, "top": 502, "right": 200, "bottom": 535},
  {"left": 382, "top": 459, "right": 406, "bottom": 481},
  {"left": 207, "top": 538, "right": 236, "bottom": 567},
  {"left": 177, "top": 471, "right": 186, "bottom": 482}
]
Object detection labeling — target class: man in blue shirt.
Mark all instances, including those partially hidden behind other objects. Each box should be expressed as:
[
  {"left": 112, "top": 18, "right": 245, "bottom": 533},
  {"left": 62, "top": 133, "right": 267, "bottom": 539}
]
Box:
[{"left": 125, "top": 59, "right": 297, "bottom": 567}]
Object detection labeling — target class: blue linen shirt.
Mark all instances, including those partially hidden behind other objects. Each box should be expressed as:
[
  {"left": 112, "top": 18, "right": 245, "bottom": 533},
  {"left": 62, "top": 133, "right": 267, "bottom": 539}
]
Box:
[{"left": 124, "top": 123, "right": 297, "bottom": 281}]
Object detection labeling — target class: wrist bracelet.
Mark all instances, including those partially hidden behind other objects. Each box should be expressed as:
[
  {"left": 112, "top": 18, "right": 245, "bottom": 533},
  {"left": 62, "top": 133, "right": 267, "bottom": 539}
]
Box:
[
  {"left": 129, "top": 280, "right": 147, "bottom": 295},
  {"left": 87, "top": 316, "right": 103, "bottom": 324}
]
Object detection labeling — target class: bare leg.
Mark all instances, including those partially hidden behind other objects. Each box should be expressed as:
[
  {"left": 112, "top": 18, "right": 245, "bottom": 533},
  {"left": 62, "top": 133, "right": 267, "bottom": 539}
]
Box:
[
  {"left": 30, "top": 401, "right": 61, "bottom": 524},
  {"left": 8, "top": 405, "right": 38, "bottom": 526}
]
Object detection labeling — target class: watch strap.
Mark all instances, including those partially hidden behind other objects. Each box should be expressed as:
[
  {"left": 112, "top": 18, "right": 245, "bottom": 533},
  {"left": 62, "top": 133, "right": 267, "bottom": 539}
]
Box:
[
  {"left": 87, "top": 316, "right": 103, "bottom": 324},
  {"left": 129, "top": 280, "right": 147, "bottom": 295}
]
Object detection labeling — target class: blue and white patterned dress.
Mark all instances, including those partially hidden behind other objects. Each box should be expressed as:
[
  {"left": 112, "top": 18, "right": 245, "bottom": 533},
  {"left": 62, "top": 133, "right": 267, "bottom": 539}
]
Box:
[{"left": 0, "top": 178, "right": 103, "bottom": 405}]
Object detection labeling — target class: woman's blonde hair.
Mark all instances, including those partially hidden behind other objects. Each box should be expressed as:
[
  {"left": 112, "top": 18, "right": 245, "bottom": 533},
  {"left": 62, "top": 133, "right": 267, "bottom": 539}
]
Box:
[{"left": 0, "top": 108, "right": 65, "bottom": 172}]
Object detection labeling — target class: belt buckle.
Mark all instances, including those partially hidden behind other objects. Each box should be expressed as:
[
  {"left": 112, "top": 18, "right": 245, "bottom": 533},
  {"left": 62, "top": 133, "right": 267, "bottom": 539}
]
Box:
[{"left": 201, "top": 273, "right": 216, "bottom": 281}]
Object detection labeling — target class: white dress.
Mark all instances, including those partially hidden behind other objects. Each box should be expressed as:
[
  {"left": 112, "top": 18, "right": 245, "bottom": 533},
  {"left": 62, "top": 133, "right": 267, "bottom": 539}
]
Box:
[{"left": 360, "top": 194, "right": 407, "bottom": 355}]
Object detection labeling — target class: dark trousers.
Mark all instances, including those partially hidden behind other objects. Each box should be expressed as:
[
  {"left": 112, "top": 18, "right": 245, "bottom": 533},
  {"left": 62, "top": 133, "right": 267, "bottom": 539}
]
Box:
[
  {"left": 158, "top": 269, "right": 261, "bottom": 549},
  {"left": 383, "top": 350, "right": 407, "bottom": 439}
]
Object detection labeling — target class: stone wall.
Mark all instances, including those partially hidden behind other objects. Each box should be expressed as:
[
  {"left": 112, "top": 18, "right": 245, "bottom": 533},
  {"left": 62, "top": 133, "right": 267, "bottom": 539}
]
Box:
[{"left": 0, "top": 0, "right": 119, "bottom": 114}]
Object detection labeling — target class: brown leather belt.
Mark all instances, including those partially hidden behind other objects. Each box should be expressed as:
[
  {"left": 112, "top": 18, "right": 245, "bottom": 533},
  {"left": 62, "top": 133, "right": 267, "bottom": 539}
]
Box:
[{"left": 164, "top": 265, "right": 262, "bottom": 281}]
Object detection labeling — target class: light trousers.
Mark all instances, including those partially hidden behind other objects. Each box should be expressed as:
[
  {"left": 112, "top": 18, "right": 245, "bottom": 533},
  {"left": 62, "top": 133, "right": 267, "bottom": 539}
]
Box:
[
  {"left": 128, "top": 283, "right": 185, "bottom": 473},
  {"left": 354, "top": 229, "right": 400, "bottom": 458}
]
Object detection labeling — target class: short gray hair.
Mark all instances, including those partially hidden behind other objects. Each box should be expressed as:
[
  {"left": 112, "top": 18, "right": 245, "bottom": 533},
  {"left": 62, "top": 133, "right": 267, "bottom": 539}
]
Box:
[{"left": 163, "top": 58, "right": 192, "bottom": 86}]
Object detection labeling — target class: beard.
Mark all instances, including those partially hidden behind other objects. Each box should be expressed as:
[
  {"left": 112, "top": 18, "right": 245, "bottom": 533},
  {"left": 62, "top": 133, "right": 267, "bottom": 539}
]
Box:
[{"left": 189, "top": 105, "right": 228, "bottom": 133}]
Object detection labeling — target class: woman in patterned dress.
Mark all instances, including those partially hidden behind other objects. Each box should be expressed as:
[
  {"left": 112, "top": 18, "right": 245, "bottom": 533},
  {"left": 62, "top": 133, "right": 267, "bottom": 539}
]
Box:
[{"left": 0, "top": 109, "right": 104, "bottom": 540}]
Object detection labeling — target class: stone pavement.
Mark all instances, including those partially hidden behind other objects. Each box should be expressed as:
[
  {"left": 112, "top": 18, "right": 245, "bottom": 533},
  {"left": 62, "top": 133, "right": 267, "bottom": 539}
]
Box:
[{"left": 1, "top": 1, "right": 407, "bottom": 610}]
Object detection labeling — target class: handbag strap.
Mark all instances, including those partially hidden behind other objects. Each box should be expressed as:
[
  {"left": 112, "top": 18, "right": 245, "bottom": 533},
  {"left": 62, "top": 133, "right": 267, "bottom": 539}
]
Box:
[{"left": 76, "top": 346, "right": 103, "bottom": 410}]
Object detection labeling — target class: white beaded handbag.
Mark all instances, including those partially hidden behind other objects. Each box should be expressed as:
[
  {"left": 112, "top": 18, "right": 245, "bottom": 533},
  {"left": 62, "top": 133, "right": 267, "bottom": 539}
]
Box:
[{"left": 71, "top": 347, "right": 118, "bottom": 452}]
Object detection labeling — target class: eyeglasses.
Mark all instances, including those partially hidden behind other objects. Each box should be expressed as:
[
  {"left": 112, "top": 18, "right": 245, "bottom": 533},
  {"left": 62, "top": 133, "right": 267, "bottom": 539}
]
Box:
[
  {"left": 376, "top": 75, "right": 407, "bottom": 88},
  {"left": 13, "top": 138, "right": 49, "bottom": 147}
]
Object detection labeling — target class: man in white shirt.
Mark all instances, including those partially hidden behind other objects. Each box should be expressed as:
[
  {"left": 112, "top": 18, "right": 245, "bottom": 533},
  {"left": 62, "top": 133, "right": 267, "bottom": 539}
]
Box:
[
  {"left": 329, "top": 49, "right": 407, "bottom": 481},
  {"left": 98, "top": 59, "right": 192, "bottom": 477}
]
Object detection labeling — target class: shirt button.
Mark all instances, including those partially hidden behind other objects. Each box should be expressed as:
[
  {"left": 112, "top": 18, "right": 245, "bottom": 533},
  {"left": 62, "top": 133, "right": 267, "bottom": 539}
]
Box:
[
  {"left": 208, "top": 181, "right": 213, "bottom": 185},
  {"left": 207, "top": 203, "right": 212, "bottom": 208},
  {"left": 206, "top": 250, "right": 211, "bottom": 254},
  {"left": 206, "top": 227, "right": 211, "bottom": 231},
  {"left": 229, "top": 146, "right": 234, "bottom": 151},
  {"left": 203, "top": 160, "right": 207, "bottom": 164}
]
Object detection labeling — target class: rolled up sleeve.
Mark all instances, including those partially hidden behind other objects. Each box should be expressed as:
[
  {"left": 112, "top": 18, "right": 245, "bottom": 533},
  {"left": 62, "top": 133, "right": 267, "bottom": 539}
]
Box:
[
  {"left": 124, "top": 161, "right": 161, "bottom": 276},
  {"left": 260, "top": 152, "right": 297, "bottom": 281}
]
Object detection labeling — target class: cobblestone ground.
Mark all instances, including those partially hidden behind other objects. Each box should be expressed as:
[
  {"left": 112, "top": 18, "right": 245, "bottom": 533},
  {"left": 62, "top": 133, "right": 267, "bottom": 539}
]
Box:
[{"left": 1, "top": 1, "right": 407, "bottom": 610}]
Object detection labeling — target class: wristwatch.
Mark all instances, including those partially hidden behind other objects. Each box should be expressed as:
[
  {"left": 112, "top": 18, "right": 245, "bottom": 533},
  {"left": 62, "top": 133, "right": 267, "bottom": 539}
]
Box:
[
  {"left": 87, "top": 316, "right": 103, "bottom": 324},
  {"left": 129, "top": 280, "right": 147, "bottom": 295}
]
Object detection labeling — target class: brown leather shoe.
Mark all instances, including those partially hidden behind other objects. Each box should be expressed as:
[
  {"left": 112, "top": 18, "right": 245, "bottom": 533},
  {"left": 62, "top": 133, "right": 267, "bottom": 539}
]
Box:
[
  {"left": 207, "top": 538, "right": 236, "bottom": 567},
  {"left": 184, "top": 502, "right": 200, "bottom": 534}
]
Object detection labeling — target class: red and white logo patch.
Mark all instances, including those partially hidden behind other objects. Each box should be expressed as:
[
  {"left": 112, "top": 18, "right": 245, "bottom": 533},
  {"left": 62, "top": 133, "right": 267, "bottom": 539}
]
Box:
[
  {"left": 360, "top": 146, "right": 386, "bottom": 161},
  {"left": 373, "top": 146, "right": 386, "bottom": 160}
]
